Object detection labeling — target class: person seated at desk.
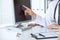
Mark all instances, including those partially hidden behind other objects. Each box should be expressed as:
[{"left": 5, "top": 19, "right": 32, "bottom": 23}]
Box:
[
  {"left": 23, "top": 4, "right": 60, "bottom": 40},
  {"left": 22, "top": 0, "right": 60, "bottom": 40},
  {"left": 22, "top": 0, "right": 59, "bottom": 27}
]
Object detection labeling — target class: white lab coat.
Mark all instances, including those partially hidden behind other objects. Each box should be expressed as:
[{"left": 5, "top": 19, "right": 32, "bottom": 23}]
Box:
[{"left": 35, "top": 0, "right": 58, "bottom": 27}]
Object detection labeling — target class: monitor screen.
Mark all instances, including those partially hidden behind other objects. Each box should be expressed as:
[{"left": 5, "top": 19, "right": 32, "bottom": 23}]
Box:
[{"left": 14, "top": 0, "right": 32, "bottom": 24}]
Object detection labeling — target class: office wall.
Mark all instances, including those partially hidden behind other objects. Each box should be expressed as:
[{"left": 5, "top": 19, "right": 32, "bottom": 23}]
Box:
[
  {"left": 0, "top": 0, "right": 15, "bottom": 26},
  {"left": 0, "top": 0, "right": 2, "bottom": 24},
  {"left": 31, "top": 0, "right": 47, "bottom": 17}
]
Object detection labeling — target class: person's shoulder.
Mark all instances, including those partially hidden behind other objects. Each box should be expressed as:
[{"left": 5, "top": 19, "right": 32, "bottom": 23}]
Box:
[{"left": 49, "top": 0, "right": 58, "bottom": 7}]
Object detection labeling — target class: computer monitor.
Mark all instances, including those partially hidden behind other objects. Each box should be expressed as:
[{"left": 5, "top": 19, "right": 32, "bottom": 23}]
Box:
[
  {"left": 14, "top": 0, "right": 32, "bottom": 24},
  {"left": 0, "top": 0, "right": 32, "bottom": 27}
]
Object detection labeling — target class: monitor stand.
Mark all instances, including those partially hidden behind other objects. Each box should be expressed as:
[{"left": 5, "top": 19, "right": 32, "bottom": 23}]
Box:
[
  {"left": 16, "top": 22, "right": 32, "bottom": 31},
  {"left": 16, "top": 24, "right": 23, "bottom": 28}
]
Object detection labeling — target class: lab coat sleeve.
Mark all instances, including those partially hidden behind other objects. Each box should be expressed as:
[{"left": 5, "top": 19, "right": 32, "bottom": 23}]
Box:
[
  {"left": 45, "top": 0, "right": 58, "bottom": 27},
  {"left": 35, "top": 13, "right": 55, "bottom": 27},
  {"left": 35, "top": 14, "right": 46, "bottom": 27}
]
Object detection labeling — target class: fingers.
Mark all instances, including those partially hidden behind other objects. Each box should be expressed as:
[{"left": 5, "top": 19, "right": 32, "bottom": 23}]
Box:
[
  {"left": 48, "top": 25, "right": 58, "bottom": 30},
  {"left": 48, "top": 27, "right": 53, "bottom": 30},
  {"left": 22, "top": 5, "right": 30, "bottom": 15},
  {"left": 25, "top": 10, "right": 27, "bottom": 15},
  {"left": 22, "top": 5, "right": 29, "bottom": 9}
]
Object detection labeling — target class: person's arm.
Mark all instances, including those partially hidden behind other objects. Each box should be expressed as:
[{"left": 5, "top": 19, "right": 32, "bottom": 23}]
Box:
[
  {"left": 22, "top": 5, "right": 46, "bottom": 27},
  {"left": 22, "top": 5, "right": 36, "bottom": 18}
]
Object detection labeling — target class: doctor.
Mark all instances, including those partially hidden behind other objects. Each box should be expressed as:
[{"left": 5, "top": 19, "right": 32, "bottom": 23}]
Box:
[
  {"left": 22, "top": 0, "right": 59, "bottom": 27},
  {"left": 23, "top": 0, "right": 60, "bottom": 40}
]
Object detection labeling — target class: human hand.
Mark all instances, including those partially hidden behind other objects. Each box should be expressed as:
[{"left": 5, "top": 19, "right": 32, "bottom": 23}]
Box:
[
  {"left": 22, "top": 5, "right": 36, "bottom": 18},
  {"left": 48, "top": 23, "right": 60, "bottom": 30},
  {"left": 58, "top": 32, "right": 60, "bottom": 40}
]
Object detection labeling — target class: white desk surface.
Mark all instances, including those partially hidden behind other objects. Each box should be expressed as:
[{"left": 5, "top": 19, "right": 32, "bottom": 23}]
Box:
[{"left": 0, "top": 24, "right": 58, "bottom": 40}]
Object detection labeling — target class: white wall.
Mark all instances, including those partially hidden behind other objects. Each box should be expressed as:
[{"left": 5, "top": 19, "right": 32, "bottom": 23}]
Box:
[
  {"left": 0, "top": 0, "right": 15, "bottom": 27},
  {"left": 31, "top": 0, "right": 40, "bottom": 14},
  {"left": 0, "top": 0, "right": 2, "bottom": 24},
  {"left": 31, "top": 0, "right": 47, "bottom": 17}
]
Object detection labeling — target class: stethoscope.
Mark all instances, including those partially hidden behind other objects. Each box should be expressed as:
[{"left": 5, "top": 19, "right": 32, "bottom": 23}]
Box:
[{"left": 54, "top": 0, "right": 59, "bottom": 23}]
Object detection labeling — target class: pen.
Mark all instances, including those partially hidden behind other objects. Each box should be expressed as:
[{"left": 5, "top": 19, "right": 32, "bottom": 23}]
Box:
[
  {"left": 31, "top": 33, "right": 37, "bottom": 38},
  {"left": 39, "top": 33, "right": 45, "bottom": 37}
]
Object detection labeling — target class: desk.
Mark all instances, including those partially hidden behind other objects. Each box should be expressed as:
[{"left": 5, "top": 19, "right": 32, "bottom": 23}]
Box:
[
  {"left": 16, "top": 26, "right": 58, "bottom": 40},
  {"left": 0, "top": 26, "right": 58, "bottom": 40}
]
